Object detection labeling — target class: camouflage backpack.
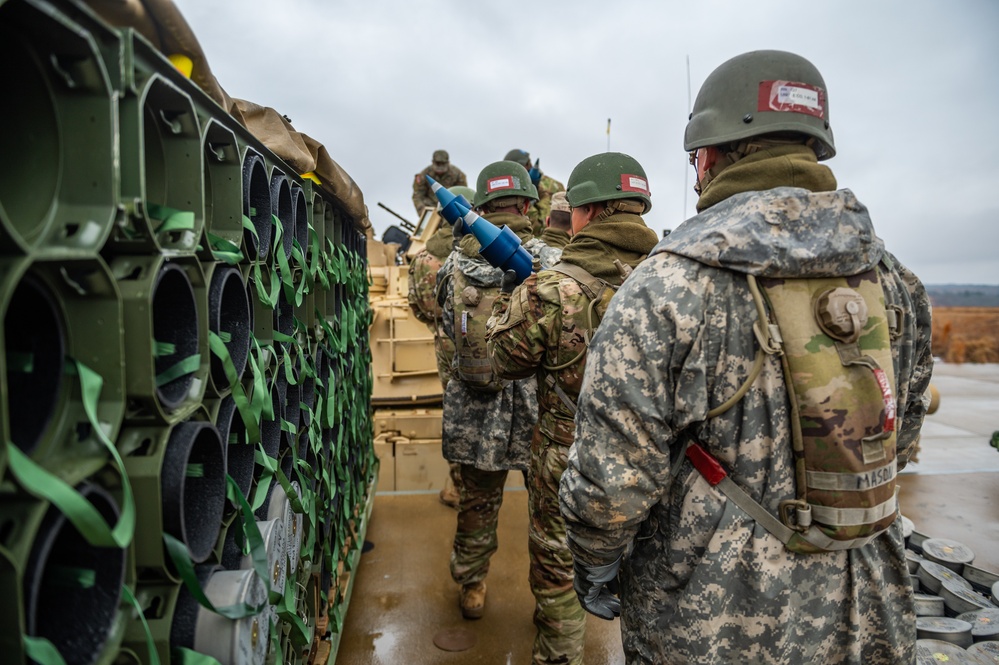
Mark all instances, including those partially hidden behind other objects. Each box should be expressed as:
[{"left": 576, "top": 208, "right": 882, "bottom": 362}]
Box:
[
  {"left": 685, "top": 268, "right": 900, "bottom": 554},
  {"left": 451, "top": 267, "right": 507, "bottom": 393}
]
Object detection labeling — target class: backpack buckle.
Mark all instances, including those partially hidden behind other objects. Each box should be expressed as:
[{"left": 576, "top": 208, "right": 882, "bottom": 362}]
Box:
[{"left": 779, "top": 499, "right": 812, "bottom": 532}]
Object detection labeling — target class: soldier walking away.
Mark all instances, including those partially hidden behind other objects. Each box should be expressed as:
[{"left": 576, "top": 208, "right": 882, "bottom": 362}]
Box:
[
  {"left": 539, "top": 191, "right": 572, "bottom": 249},
  {"left": 504, "top": 149, "right": 565, "bottom": 237},
  {"left": 406, "top": 185, "right": 476, "bottom": 510},
  {"left": 436, "top": 160, "right": 561, "bottom": 621},
  {"left": 487, "top": 153, "right": 658, "bottom": 665},
  {"left": 559, "top": 50, "right": 933, "bottom": 664},
  {"left": 413, "top": 149, "right": 467, "bottom": 214}
]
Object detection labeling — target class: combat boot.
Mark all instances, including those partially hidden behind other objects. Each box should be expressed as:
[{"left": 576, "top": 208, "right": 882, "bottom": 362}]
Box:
[{"left": 459, "top": 581, "right": 486, "bottom": 620}]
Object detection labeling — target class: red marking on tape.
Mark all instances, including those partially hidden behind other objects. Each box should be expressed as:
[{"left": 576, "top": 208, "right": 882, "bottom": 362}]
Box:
[
  {"left": 685, "top": 442, "right": 727, "bottom": 486},
  {"left": 620, "top": 174, "right": 650, "bottom": 196},
  {"left": 873, "top": 367, "right": 896, "bottom": 432},
  {"left": 757, "top": 80, "right": 826, "bottom": 119}
]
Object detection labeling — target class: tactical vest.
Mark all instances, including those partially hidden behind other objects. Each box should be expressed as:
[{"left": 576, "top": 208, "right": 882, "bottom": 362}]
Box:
[
  {"left": 685, "top": 268, "right": 900, "bottom": 554},
  {"left": 541, "top": 262, "right": 620, "bottom": 417},
  {"left": 451, "top": 268, "right": 507, "bottom": 393}
]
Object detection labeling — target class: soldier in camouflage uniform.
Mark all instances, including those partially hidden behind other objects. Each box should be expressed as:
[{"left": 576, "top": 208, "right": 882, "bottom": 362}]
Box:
[
  {"left": 539, "top": 192, "right": 572, "bottom": 250},
  {"left": 438, "top": 160, "right": 562, "bottom": 620},
  {"left": 559, "top": 50, "right": 933, "bottom": 664},
  {"left": 407, "top": 185, "right": 476, "bottom": 509},
  {"left": 487, "top": 153, "right": 659, "bottom": 665},
  {"left": 505, "top": 149, "right": 566, "bottom": 237},
  {"left": 412, "top": 149, "right": 467, "bottom": 214}
]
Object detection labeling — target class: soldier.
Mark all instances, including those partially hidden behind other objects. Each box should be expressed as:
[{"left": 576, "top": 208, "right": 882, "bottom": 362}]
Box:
[
  {"left": 437, "top": 160, "right": 561, "bottom": 620},
  {"left": 539, "top": 191, "right": 572, "bottom": 250},
  {"left": 412, "top": 149, "right": 467, "bottom": 214},
  {"left": 504, "top": 149, "right": 565, "bottom": 237},
  {"left": 559, "top": 50, "right": 933, "bottom": 664},
  {"left": 487, "top": 153, "right": 659, "bottom": 665},
  {"left": 406, "top": 185, "right": 476, "bottom": 509}
]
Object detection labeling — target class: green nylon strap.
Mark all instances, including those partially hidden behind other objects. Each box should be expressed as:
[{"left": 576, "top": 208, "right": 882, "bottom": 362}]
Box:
[
  {"left": 227, "top": 475, "right": 271, "bottom": 592},
  {"left": 23, "top": 636, "right": 66, "bottom": 665},
  {"left": 153, "top": 341, "right": 176, "bottom": 357},
  {"left": 272, "top": 215, "right": 296, "bottom": 300},
  {"left": 253, "top": 445, "right": 305, "bottom": 514},
  {"left": 8, "top": 351, "right": 33, "bottom": 372},
  {"left": 208, "top": 332, "right": 260, "bottom": 443},
  {"left": 163, "top": 532, "right": 266, "bottom": 620},
  {"left": 186, "top": 464, "right": 204, "bottom": 478},
  {"left": 217, "top": 331, "right": 232, "bottom": 343},
  {"left": 147, "top": 203, "right": 195, "bottom": 234},
  {"left": 248, "top": 336, "right": 271, "bottom": 421},
  {"left": 252, "top": 261, "right": 279, "bottom": 309},
  {"left": 281, "top": 419, "right": 296, "bottom": 434},
  {"left": 122, "top": 584, "right": 161, "bottom": 665},
  {"left": 173, "top": 647, "right": 223, "bottom": 665},
  {"left": 44, "top": 565, "right": 96, "bottom": 589},
  {"left": 207, "top": 233, "right": 243, "bottom": 265},
  {"left": 277, "top": 570, "right": 310, "bottom": 646},
  {"left": 5, "top": 361, "right": 135, "bottom": 548},
  {"left": 291, "top": 239, "right": 310, "bottom": 302},
  {"left": 155, "top": 353, "right": 201, "bottom": 387}
]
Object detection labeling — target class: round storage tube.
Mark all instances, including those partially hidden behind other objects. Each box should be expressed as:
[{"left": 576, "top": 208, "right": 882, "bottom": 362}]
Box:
[
  {"left": 956, "top": 608, "right": 999, "bottom": 642},
  {"left": 242, "top": 151, "right": 272, "bottom": 262},
  {"left": 916, "top": 617, "right": 974, "bottom": 648},
  {"left": 202, "top": 120, "right": 243, "bottom": 251},
  {"left": 137, "top": 76, "right": 203, "bottom": 253},
  {"left": 207, "top": 264, "right": 251, "bottom": 396},
  {"left": 923, "top": 538, "right": 976, "bottom": 573},
  {"left": 161, "top": 421, "right": 226, "bottom": 563},
  {"left": 153, "top": 264, "right": 200, "bottom": 410},
  {"left": 215, "top": 395, "right": 253, "bottom": 504},
  {"left": 273, "top": 280, "right": 294, "bottom": 340},
  {"left": 0, "top": 2, "right": 117, "bottom": 255},
  {"left": 193, "top": 569, "right": 270, "bottom": 665},
  {"left": 269, "top": 171, "right": 293, "bottom": 261},
  {"left": 291, "top": 184, "right": 309, "bottom": 256},
  {"left": 23, "top": 482, "right": 126, "bottom": 665},
  {"left": 2, "top": 257, "right": 124, "bottom": 466},
  {"left": 916, "top": 640, "right": 986, "bottom": 665},
  {"left": 113, "top": 255, "right": 208, "bottom": 422},
  {"left": 4, "top": 273, "right": 65, "bottom": 455}
]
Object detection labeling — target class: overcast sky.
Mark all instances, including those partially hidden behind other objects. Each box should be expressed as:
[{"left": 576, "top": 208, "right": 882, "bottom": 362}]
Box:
[{"left": 172, "top": 0, "right": 998, "bottom": 285}]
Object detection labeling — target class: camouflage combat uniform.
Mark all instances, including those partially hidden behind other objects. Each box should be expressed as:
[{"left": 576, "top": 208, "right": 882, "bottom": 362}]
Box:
[
  {"left": 407, "top": 225, "right": 456, "bottom": 387},
  {"left": 488, "top": 212, "right": 658, "bottom": 665},
  {"left": 559, "top": 187, "right": 933, "bottom": 664},
  {"left": 412, "top": 164, "right": 467, "bottom": 214},
  {"left": 440, "top": 211, "right": 560, "bottom": 588},
  {"left": 408, "top": 225, "right": 463, "bottom": 498},
  {"left": 529, "top": 173, "right": 566, "bottom": 237}
]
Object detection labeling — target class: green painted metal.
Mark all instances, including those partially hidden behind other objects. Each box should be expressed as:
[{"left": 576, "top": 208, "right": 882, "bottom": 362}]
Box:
[
  {"left": 110, "top": 254, "right": 208, "bottom": 423},
  {"left": 0, "top": 0, "right": 119, "bottom": 257}
]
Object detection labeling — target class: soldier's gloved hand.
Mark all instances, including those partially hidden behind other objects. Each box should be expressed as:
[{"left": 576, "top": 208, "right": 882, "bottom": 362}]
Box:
[
  {"left": 500, "top": 269, "right": 518, "bottom": 295},
  {"left": 573, "top": 556, "right": 622, "bottom": 620},
  {"left": 452, "top": 215, "right": 465, "bottom": 245}
]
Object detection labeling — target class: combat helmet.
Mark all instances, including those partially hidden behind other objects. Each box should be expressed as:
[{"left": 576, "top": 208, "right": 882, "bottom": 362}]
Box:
[
  {"left": 503, "top": 149, "right": 531, "bottom": 167},
  {"left": 439, "top": 185, "right": 476, "bottom": 221},
  {"left": 566, "top": 152, "right": 652, "bottom": 214},
  {"left": 474, "top": 161, "right": 539, "bottom": 209},
  {"left": 685, "top": 50, "right": 835, "bottom": 160}
]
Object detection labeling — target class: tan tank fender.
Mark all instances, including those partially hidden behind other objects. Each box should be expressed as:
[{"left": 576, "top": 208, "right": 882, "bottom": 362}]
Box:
[{"left": 927, "top": 384, "right": 941, "bottom": 415}]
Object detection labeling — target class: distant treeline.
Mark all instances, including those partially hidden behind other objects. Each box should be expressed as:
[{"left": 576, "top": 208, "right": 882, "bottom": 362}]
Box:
[{"left": 926, "top": 285, "right": 999, "bottom": 308}]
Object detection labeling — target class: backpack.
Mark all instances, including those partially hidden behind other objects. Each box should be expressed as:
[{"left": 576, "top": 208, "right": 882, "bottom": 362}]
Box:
[
  {"left": 451, "top": 267, "right": 507, "bottom": 393},
  {"left": 540, "top": 261, "right": 629, "bottom": 416},
  {"left": 685, "top": 267, "right": 900, "bottom": 554}
]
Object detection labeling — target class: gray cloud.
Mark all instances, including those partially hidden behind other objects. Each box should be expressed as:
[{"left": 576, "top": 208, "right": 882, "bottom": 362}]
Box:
[{"left": 174, "top": 0, "right": 999, "bottom": 284}]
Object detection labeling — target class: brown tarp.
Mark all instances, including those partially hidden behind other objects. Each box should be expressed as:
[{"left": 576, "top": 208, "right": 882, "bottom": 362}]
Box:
[{"left": 84, "top": 0, "right": 370, "bottom": 229}]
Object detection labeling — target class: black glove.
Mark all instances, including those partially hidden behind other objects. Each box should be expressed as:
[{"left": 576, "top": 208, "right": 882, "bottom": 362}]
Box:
[
  {"left": 500, "top": 269, "right": 518, "bottom": 294},
  {"left": 452, "top": 215, "right": 465, "bottom": 246},
  {"left": 573, "top": 556, "right": 622, "bottom": 620}
]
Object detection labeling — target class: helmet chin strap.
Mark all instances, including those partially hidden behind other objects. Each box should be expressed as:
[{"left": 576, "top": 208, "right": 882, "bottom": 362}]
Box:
[{"left": 593, "top": 199, "right": 646, "bottom": 222}]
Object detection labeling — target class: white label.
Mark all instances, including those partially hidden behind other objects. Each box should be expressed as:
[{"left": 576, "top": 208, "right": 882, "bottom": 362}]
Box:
[
  {"left": 777, "top": 85, "right": 821, "bottom": 110},
  {"left": 627, "top": 176, "right": 648, "bottom": 191},
  {"left": 488, "top": 177, "right": 512, "bottom": 191}
]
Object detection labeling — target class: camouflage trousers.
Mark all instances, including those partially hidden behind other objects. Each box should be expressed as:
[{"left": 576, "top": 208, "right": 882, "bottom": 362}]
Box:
[
  {"left": 449, "top": 464, "right": 509, "bottom": 586},
  {"left": 529, "top": 433, "right": 585, "bottom": 665}
]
